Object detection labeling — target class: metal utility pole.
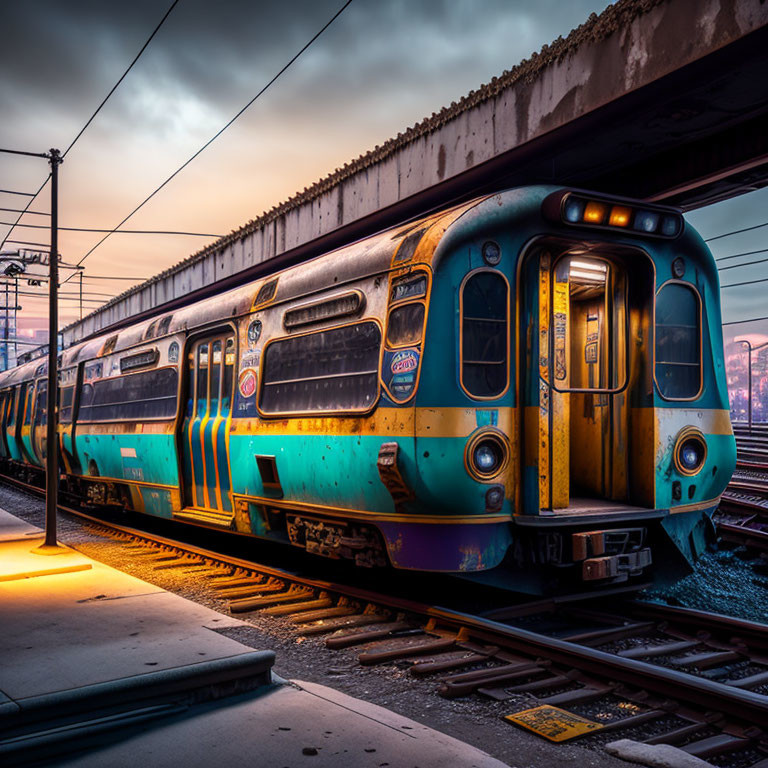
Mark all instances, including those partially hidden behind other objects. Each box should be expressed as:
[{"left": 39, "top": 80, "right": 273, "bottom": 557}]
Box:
[
  {"left": 40, "top": 148, "right": 62, "bottom": 552},
  {"left": 737, "top": 339, "right": 753, "bottom": 433}
]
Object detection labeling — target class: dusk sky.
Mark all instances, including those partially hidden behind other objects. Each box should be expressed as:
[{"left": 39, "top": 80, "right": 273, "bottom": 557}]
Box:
[{"left": 1, "top": 0, "right": 766, "bottom": 348}]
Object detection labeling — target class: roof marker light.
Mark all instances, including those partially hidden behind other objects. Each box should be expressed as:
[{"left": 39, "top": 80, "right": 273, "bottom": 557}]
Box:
[
  {"left": 609, "top": 206, "right": 631, "bottom": 227},
  {"left": 564, "top": 199, "right": 584, "bottom": 223},
  {"left": 635, "top": 211, "right": 659, "bottom": 233},
  {"left": 661, "top": 215, "right": 680, "bottom": 237},
  {"left": 583, "top": 202, "right": 607, "bottom": 224}
]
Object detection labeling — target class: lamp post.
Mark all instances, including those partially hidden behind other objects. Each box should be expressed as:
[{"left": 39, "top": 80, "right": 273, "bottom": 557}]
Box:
[
  {"left": 0, "top": 146, "right": 62, "bottom": 553},
  {"left": 736, "top": 339, "right": 753, "bottom": 433},
  {"left": 37, "top": 148, "right": 63, "bottom": 553},
  {"left": 736, "top": 338, "right": 768, "bottom": 434}
]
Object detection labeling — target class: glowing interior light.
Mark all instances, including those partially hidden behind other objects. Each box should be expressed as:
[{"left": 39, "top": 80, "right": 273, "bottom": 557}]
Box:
[
  {"left": 609, "top": 206, "right": 632, "bottom": 227},
  {"left": 583, "top": 202, "right": 607, "bottom": 223},
  {"left": 569, "top": 259, "right": 607, "bottom": 272},
  {"left": 569, "top": 268, "right": 606, "bottom": 281}
]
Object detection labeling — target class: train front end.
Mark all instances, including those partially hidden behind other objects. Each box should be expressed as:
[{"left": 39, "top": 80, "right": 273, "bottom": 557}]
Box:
[{"left": 416, "top": 186, "right": 736, "bottom": 594}]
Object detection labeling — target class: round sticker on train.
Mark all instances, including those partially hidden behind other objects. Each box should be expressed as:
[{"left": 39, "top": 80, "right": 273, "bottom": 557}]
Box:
[
  {"left": 391, "top": 349, "right": 418, "bottom": 374},
  {"left": 168, "top": 341, "right": 179, "bottom": 363},
  {"left": 238, "top": 368, "right": 257, "bottom": 398}
]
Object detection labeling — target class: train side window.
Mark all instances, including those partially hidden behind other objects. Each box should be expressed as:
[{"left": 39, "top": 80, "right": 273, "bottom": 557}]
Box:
[
  {"left": 33, "top": 381, "right": 47, "bottom": 427},
  {"left": 461, "top": 271, "right": 509, "bottom": 398},
  {"left": 655, "top": 282, "right": 701, "bottom": 399},
  {"left": 77, "top": 369, "right": 179, "bottom": 422},
  {"left": 386, "top": 302, "right": 424, "bottom": 347},
  {"left": 259, "top": 322, "right": 381, "bottom": 415},
  {"left": 23, "top": 385, "right": 33, "bottom": 426},
  {"left": 60, "top": 386, "right": 75, "bottom": 424},
  {"left": 7, "top": 388, "right": 17, "bottom": 428}
]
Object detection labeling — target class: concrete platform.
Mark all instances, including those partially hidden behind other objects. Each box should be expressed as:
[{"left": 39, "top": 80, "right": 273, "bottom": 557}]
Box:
[{"left": 0, "top": 507, "right": 506, "bottom": 767}]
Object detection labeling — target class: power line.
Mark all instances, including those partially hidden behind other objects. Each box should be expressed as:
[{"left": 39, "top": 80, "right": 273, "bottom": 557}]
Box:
[
  {"left": 723, "top": 316, "right": 768, "bottom": 326},
  {"left": 718, "top": 256, "right": 768, "bottom": 271},
  {"left": 715, "top": 248, "right": 768, "bottom": 263},
  {"left": 0, "top": 190, "right": 35, "bottom": 197},
  {"left": 721, "top": 276, "right": 768, "bottom": 289},
  {"left": 62, "top": 1, "right": 180, "bottom": 160},
  {"left": 0, "top": 1, "right": 179, "bottom": 253},
  {"left": 705, "top": 221, "right": 768, "bottom": 242},
  {"left": 0, "top": 220, "right": 222, "bottom": 236},
  {"left": 0, "top": 207, "right": 49, "bottom": 217},
  {"left": 64, "top": 0, "right": 354, "bottom": 284}
]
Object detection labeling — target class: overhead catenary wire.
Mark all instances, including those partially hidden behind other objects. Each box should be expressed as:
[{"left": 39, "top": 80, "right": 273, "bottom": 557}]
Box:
[
  {"left": 723, "top": 315, "right": 768, "bottom": 326},
  {"left": 705, "top": 221, "right": 768, "bottom": 242},
  {"left": 0, "top": 0, "right": 180, "bottom": 253},
  {"left": 0, "top": 190, "right": 35, "bottom": 197},
  {"left": 718, "top": 256, "right": 768, "bottom": 271},
  {"left": 721, "top": 276, "right": 768, "bottom": 289},
  {"left": 0, "top": 220, "right": 222, "bottom": 236},
  {"left": 64, "top": 0, "right": 354, "bottom": 284},
  {"left": 715, "top": 248, "right": 768, "bottom": 263}
]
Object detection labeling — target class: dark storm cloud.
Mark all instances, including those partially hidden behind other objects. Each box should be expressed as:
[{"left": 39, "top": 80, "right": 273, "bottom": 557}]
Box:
[{"left": 0, "top": 0, "right": 609, "bottom": 149}]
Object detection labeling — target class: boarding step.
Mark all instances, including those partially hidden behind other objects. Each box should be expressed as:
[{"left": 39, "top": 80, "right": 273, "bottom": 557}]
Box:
[{"left": 174, "top": 507, "right": 235, "bottom": 528}]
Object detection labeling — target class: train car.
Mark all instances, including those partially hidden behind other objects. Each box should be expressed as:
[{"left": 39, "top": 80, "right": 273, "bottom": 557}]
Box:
[{"left": 0, "top": 186, "right": 737, "bottom": 594}]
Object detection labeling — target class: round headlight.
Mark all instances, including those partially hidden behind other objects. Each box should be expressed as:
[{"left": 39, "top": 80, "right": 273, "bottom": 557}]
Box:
[
  {"left": 466, "top": 431, "right": 509, "bottom": 480},
  {"left": 475, "top": 442, "right": 501, "bottom": 473},
  {"left": 673, "top": 429, "right": 707, "bottom": 476}
]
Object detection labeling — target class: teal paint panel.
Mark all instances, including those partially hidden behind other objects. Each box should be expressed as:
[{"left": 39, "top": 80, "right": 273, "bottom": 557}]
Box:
[
  {"left": 140, "top": 487, "right": 174, "bottom": 519},
  {"left": 412, "top": 435, "right": 509, "bottom": 515},
  {"left": 654, "top": 433, "right": 736, "bottom": 510},
  {"left": 74, "top": 432, "right": 179, "bottom": 487},
  {"left": 228, "top": 432, "right": 408, "bottom": 513}
]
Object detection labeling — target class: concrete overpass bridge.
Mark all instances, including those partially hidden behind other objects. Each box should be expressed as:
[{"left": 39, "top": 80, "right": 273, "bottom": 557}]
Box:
[{"left": 62, "top": 0, "right": 768, "bottom": 345}]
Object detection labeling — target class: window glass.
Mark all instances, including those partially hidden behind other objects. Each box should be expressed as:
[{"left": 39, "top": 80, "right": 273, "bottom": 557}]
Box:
[
  {"left": 387, "top": 303, "right": 424, "bottom": 347},
  {"left": 461, "top": 272, "right": 508, "bottom": 398},
  {"left": 222, "top": 337, "right": 235, "bottom": 411},
  {"left": 210, "top": 340, "right": 222, "bottom": 416},
  {"left": 196, "top": 343, "right": 209, "bottom": 417},
  {"left": 33, "top": 381, "right": 47, "bottom": 427},
  {"left": 60, "top": 386, "right": 74, "bottom": 424},
  {"left": 78, "top": 368, "right": 178, "bottom": 422},
  {"left": 260, "top": 322, "right": 380, "bottom": 414},
  {"left": 23, "top": 385, "right": 33, "bottom": 425},
  {"left": 8, "top": 388, "right": 16, "bottom": 427},
  {"left": 655, "top": 282, "right": 701, "bottom": 399}
]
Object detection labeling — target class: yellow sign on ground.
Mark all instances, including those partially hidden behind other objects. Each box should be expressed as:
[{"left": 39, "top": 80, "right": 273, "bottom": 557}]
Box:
[{"left": 504, "top": 705, "right": 604, "bottom": 742}]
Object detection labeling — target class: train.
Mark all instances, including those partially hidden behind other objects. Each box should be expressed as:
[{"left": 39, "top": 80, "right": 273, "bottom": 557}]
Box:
[{"left": 0, "top": 185, "right": 737, "bottom": 594}]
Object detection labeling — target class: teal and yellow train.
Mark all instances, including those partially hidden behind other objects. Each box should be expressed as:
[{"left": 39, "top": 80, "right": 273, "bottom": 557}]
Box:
[{"left": 0, "top": 186, "right": 737, "bottom": 593}]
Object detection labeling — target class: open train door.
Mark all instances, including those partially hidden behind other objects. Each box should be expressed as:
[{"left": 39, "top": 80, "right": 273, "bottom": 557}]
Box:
[
  {"left": 519, "top": 239, "right": 655, "bottom": 516},
  {"left": 176, "top": 329, "right": 237, "bottom": 527}
]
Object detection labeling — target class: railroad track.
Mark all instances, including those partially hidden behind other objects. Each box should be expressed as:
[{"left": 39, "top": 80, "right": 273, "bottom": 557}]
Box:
[
  {"left": 718, "top": 466, "right": 768, "bottom": 551},
  {"left": 2, "top": 477, "right": 767, "bottom": 767}
]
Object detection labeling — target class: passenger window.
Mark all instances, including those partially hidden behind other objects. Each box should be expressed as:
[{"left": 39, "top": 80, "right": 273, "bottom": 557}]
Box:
[
  {"left": 7, "top": 389, "right": 16, "bottom": 428},
  {"left": 23, "top": 385, "right": 33, "bottom": 425},
  {"left": 655, "top": 282, "right": 701, "bottom": 399},
  {"left": 260, "top": 322, "right": 381, "bottom": 415},
  {"left": 77, "top": 370, "right": 178, "bottom": 422},
  {"left": 386, "top": 303, "right": 424, "bottom": 347},
  {"left": 60, "top": 386, "right": 74, "bottom": 424},
  {"left": 461, "top": 271, "right": 508, "bottom": 398},
  {"left": 34, "top": 381, "right": 47, "bottom": 427}
]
